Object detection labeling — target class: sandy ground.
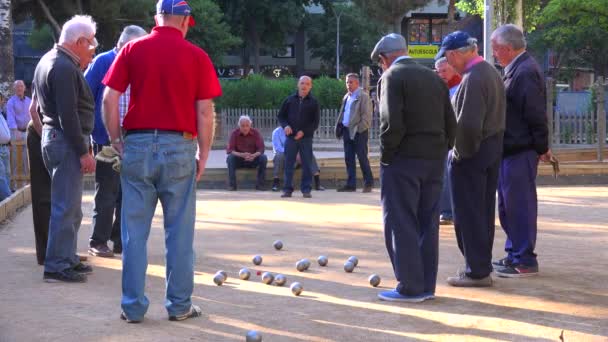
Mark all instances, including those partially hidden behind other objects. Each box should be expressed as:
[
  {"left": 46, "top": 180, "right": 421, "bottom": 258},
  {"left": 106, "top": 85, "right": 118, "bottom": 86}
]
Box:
[{"left": 0, "top": 187, "right": 607, "bottom": 342}]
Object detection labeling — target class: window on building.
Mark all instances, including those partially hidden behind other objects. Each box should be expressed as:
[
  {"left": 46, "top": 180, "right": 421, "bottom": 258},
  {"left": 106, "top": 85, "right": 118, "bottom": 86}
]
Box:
[{"left": 407, "top": 17, "right": 450, "bottom": 45}]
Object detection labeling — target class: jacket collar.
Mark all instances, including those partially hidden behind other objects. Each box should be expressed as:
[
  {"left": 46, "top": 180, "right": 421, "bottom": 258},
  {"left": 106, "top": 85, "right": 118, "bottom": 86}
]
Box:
[{"left": 504, "top": 51, "right": 530, "bottom": 78}]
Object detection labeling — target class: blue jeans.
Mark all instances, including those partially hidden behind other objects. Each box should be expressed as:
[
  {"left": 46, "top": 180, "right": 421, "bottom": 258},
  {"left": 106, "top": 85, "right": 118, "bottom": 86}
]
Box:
[
  {"left": 0, "top": 145, "right": 12, "bottom": 200},
  {"left": 343, "top": 128, "right": 374, "bottom": 188},
  {"left": 381, "top": 154, "right": 444, "bottom": 296},
  {"left": 439, "top": 152, "right": 453, "bottom": 218},
  {"left": 283, "top": 136, "right": 313, "bottom": 194},
  {"left": 120, "top": 132, "right": 197, "bottom": 320},
  {"left": 41, "top": 127, "right": 83, "bottom": 273},
  {"left": 226, "top": 153, "right": 267, "bottom": 188},
  {"left": 498, "top": 149, "right": 539, "bottom": 266},
  {"left": 90, "top": 143, "right": 122, "bottom": 247}
]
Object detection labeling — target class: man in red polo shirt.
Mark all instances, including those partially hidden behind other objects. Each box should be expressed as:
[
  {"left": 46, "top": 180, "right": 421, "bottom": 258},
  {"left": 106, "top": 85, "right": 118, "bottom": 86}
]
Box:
[
  {"left": 101, "top": 0, "right": 221, "bottom": 323},
  {"left": 226, "top": 115, "right": 267, "bottom": 191}
]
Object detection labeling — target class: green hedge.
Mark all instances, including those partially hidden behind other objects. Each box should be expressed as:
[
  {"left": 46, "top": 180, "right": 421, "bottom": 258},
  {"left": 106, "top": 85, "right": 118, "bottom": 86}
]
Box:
[{"left": 215, "top": 75, "right": 344, "bottom": 110}]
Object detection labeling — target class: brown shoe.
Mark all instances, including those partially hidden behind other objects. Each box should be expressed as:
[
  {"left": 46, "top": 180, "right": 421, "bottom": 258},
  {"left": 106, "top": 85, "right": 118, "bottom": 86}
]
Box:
[{"left": 362, "top": 186, "right": 373, "bottom": 193}]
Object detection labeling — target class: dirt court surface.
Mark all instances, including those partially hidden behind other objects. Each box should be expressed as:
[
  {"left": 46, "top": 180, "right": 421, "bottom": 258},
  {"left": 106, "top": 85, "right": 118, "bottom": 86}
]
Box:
[{"left": 1, "top": 186, "right": 607, "bottom": 342}]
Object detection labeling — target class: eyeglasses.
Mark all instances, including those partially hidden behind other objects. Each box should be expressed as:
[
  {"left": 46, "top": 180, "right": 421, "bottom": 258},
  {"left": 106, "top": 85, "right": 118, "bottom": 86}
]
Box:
[{"left": 80, "top": 36, "right": 98, "bottom": 50}]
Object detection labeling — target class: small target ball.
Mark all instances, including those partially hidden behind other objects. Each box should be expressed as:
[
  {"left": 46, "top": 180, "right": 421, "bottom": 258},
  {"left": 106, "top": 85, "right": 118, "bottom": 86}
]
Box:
[
  {"left": 274, "top": 274, "right": 287, "bottom": 286},
  {"left": 317, "top": 255, "right": 328, "bottom": 267},
  {"left": 213, "top": 273, "right": 224, "bottom": 286},
  {"left": 273, "top": 240, "right": 283, "bottom": 250},
  {"left": 246, "top": 330, "right": 262, "bottom": 342},
  {"left": 252, "top": 255, "right": 263, "bottom": 265},
  {"left": 239, "top": 268, "right": 251, "bottom": 280},
  {"left": 368, "top": 274, "right": 381, "bottom": 287},
  {"left": 344, "top": 261, "right": 355, "bottom": 273},
  {"left": 290, "top": 282, "right": 303, "bottom": 296},
  {"left": 261, "top": 272, "right": 274, "bottom": 285},
  {"left": 347, "top": 256, "right": 359, "bottom": 267}
]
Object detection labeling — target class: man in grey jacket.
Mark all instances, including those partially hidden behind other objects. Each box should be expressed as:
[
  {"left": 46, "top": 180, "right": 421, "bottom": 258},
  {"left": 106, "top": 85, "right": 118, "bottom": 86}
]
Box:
[
  {"left": 436, "top": 31, "right": 506, "bottom": 287},
  {"left": 32, "top": 15, "right": 97, "bottom": 283},
  {"left": 335, "top": 73, "right": 374, "bottom": 192},
  {"left": 374, "top": 33, "right": 456, "bottom": 303}
]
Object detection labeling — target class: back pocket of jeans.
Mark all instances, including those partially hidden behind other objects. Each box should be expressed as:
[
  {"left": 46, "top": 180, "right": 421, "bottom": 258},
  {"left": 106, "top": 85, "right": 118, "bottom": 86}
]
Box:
[{"left": 164, "top": 148, "right": 195, "bottom": 181}]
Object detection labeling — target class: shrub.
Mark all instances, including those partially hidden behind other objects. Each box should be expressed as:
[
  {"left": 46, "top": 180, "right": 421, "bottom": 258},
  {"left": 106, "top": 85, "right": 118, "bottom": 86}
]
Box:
[{"left": 215, "top": 75, "right": 344, "bottom": 110}]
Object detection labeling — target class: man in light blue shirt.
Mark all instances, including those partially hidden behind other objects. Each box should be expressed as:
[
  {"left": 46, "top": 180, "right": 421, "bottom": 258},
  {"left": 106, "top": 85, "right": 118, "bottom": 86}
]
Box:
[{"left": 271, "top": 126, "right": 324, "bottom": 192}]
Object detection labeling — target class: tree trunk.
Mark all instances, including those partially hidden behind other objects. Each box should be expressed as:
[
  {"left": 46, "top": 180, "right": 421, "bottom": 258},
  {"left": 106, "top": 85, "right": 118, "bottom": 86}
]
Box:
[
  {"left": 447, "top": 0, "right": 457, "bottom": 30},
  {"left": 393, "top": 16, "right": 402, "bottom": 34},
  {"left": 75, "top": 0, "right": 83, "bottom": 13},
  {"left": 514, "top": 0, "right": 524, "bottom": 29},
  {"left": 37, "top": 0, "right": 61, "bottom": 36},
  {"left": 0, "top": 0, "right": 15, "bottom": 97},
  {"left": 245, "top": 17, "right": 261, "bottom": 73}
]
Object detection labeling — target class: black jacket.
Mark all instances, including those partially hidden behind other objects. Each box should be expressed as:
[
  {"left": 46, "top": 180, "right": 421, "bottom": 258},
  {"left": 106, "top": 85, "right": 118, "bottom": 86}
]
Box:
[
  {"left": 503, "top": 52, "right": 548, "bottom": 157},
  {"left": 378, "top": 58, "right": 456, "bottom": 164},
  {"left": 277, "top": 92, "right": 320, "bottom": 138}
]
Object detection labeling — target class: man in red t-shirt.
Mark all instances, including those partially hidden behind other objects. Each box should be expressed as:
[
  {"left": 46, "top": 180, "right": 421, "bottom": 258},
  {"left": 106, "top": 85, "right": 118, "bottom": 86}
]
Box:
[
  {"left": 101, "top": 0, "right": 221, "bottom": 323},
  {"left": 225, "top": 115, "right": 267, "bottom": 191}
]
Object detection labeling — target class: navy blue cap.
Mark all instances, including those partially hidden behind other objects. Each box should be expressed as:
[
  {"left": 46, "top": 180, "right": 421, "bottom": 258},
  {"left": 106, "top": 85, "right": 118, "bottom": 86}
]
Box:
[
  {"left": 435, "top": 31, "right": 473, "bottom": 60},
  {"left": 156, "top": 0, "right": 195, "bottom": 26}
]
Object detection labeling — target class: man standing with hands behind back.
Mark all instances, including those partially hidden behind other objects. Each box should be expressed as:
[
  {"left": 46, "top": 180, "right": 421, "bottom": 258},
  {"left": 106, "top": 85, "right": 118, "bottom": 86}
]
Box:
[{"left": 277, "top": 76, "right": 320, "bottom": 199}]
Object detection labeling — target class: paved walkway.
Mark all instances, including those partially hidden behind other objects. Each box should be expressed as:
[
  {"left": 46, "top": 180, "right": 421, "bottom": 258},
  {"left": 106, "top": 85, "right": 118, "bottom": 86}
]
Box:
[{"left": 1, "top": 187, "right": 607, "bottom": 341}]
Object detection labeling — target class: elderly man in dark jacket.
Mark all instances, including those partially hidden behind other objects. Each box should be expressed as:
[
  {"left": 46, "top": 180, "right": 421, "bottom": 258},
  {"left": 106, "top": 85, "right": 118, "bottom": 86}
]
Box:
[
  {"left": 491, "top": 24, "right": 551, "bottom": 278},
  {"left": 374, "top": 33, "right": 456, "bottom": 303},
  {"left": 277, "top": 76, "right": 320, "bottom": 198}
]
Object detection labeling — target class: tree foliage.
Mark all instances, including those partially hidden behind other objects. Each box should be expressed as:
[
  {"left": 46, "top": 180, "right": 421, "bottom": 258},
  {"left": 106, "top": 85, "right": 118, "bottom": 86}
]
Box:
[
  {"left": 306, "top": 3, "right": 386, "bottom": 74},
  {"left": 215, "top": 0, "right": 329, "bottom": 71},
  {"left": 455, "top": 0, "right": 543, "bottom": 31},
  {"left": 530, "top": 0, "right": 608, "bottom": 77},
  {"left": 352, "top": 0, "right": 435, "bottom": 33}
]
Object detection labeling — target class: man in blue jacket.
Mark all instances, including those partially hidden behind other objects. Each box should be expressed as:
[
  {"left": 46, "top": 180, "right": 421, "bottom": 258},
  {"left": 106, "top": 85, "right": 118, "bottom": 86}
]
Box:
[
  {"left": 491, "top": 24, "right": 551, "bottom": 277},
  {"left": 277, "top": 76, "right": 320, "bottom": 198},
  {"left": 85, "top": 25, "right": 146, "bottom": 258}
]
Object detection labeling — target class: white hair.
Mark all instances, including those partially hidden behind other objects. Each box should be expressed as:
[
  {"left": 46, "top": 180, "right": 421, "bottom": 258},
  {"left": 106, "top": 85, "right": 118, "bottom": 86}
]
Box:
[
  {"left": 455, "top": 38, "right": 478, "bottom": 54},
  {"left": 238, "top": 115, "right": 252, "bottom": 125},
  {"left": 58, "top": 15, "right": 97, "bottom": 45},
  {"left": 13, "top": 80, "right": 25, "bottom": 87},
  {"left": 117, "top": 25, "right": 147, "bottom": 48},
  {"left": 435, "top": 57, "right": 448, "bottom": 68},
  {"left": 491, "top": 24, "right": 526, "bottom": 50}
]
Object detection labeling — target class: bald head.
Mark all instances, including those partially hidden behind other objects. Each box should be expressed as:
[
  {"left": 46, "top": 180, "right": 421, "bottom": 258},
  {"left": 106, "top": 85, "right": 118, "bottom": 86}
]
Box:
[
  {"left": 298, "top": 76, "right": 313, "bottom": 97},
  {"left": 13, "top": 80, "right": 26, "bottom": 98}
]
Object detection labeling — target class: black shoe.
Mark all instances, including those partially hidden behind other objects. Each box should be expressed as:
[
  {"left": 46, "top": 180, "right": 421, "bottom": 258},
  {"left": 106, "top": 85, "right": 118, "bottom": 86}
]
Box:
[
  {"left": 113, "top": 242, "right": 122, "bottom": 255},
  {"left": 255, "top": 185, "right": 266, "bottom": 191},
  {"left": 44, "top": 268, "right": 87, "bottom": 283},
  {"left": 281, "top": 192, "right": 292, "bottom": 198},
  {"left": 228, "top": 186, "right": 237, "bottom": 191},
  {"left": 362, "top": 185, "right": 373, "bottom": 193},
  {"left": 315, "top": 185, "right": 325, "bottom": 191},
  {"left": 169, "top": 305, "right": 202, "bottom": 321},
  {"left": 492, "top": 257, "right": 513, "bottom": 268},
  {"left": 72, "top": 262, "right": 93, "bottom": 274},
  {"left": 120, "top": 311, "right": 142, "bottom": 323},
  {"left": 495, "top": 264, "right": 539, "bottom": 278},
  {"left": 337, "top": 186, "right": 356, "bottom": 192},
  {"left": 272, "top": 179, "right": 280, "bottom": 192},
  {"left": 88, "top": 243, "right": 114, "bottom": 258},
  {"left": 303, "top": 193, "right": 312, "bottom": 198}
]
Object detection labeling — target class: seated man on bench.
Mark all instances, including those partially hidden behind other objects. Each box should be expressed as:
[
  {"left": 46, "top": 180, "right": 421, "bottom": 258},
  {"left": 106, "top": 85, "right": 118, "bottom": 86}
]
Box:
[{"left": 226, "top": 115, "right": 267, "bottom": 191}]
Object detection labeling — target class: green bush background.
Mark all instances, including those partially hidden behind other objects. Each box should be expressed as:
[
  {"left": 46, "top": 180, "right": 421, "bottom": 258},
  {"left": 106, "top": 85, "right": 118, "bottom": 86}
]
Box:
[{"left": 215, "top": 75, "right": 345, "bottom": 110}]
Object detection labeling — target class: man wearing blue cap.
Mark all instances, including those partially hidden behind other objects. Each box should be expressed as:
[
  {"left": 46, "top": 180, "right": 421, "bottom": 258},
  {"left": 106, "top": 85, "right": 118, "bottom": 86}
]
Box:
[
  {"left": 102, "top": 0, "right": 221, "bottom": 323},
  {"left": 436, "top": 31, "right": 506, "bottom": 287},
  {"left": 372, "top": 33, "right": 456, "bottom": 302}
]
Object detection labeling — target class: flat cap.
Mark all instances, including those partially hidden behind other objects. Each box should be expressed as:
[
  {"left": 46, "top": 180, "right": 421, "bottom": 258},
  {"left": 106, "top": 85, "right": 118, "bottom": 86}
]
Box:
[{"left": 370, "top": 33, "right": 407, "bottom": 61}]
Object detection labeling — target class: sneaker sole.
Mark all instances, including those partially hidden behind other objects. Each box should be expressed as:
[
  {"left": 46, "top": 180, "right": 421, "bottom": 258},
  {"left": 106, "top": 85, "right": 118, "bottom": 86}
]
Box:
[
  {"left": 88, "top": 250, "right": 114, "bottom": 258},
  {"left": 43, "top": 277, "right": 87, "bottom": 283},
  {"left": 496, "top": 271, "right": 538, "bottom": 278},
  {"left": 377, "top": 294, "right": 430, "bottom": 303}
]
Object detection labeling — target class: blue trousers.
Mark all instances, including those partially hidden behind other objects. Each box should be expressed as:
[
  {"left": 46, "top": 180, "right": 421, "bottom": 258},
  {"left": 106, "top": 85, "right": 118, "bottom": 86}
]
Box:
[
  {"left": 90, "top": 143, "right": 122, "bottom": 247},
  {"left": 381, "top": 154, "right": 444, "bottom": 296},
  {"left": 343, "top": 128, "right": 374, "bottom": 188},
  {"left": 498, "top": 150, "right": 539, "bottom": 266},
  {"left": 439, "top": 152, "right": 453, "bottom": 217},
  {"left": 283, "top": 136, "right": 313, "bottom": 194},
  {"left": 41, "top": 127, "right": 83, "bottom": 273},
  {"left": 449, "top": 134, "right": 503, "bottom": 279},
  {"left": 0, "top": 145, "right": 12, "bottom": 200},
  {"left": 120, "top": 132, "right": 197, "bottom": 320},
  {"left": 226, "top": 153, "right": 267, "bottom": 188}
]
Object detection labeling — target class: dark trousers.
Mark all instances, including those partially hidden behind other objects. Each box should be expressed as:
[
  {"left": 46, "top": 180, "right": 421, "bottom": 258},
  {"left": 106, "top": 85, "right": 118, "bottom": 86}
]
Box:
[
  {"left": 449, "top": 134, "right": 503, "bottom": 279},
  {"left": 90, "top": 143, "right": 122, "bottom": 247},
  {"left": 381, "top": 153, "right": 444, "bottom": 296},
  {"left": 26, "top": 123, "right": 50, "bottom": 265},
  {"left": 498, "top": 149, "right": 539, "bottom": 266},
  {"left": 343, "top": 128, "right": 373, "bottom": 188},
  {"left": 283, "top": 136, "right": 313, "bottom": 194},
  {"left": 439, "top": 152, "right": 453, "bottom": 217},
  {"left": 226, "top": 153, "right": 268, "bottom": 188}
]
